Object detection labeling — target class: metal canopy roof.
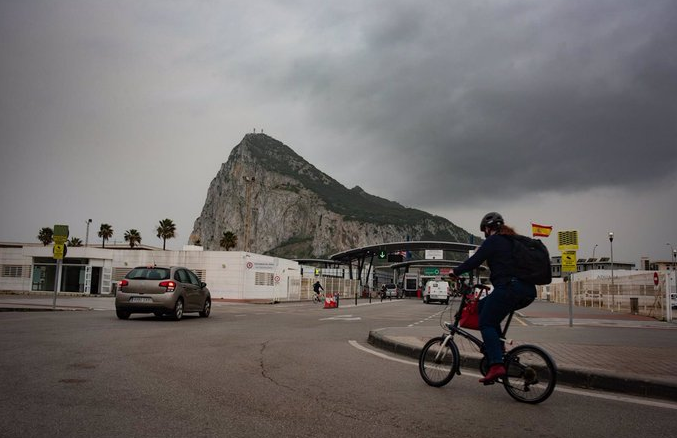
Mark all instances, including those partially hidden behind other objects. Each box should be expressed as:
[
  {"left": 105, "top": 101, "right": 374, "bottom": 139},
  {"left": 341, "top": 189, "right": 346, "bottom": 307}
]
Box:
[
  {"left": 292, "top": 258, "right": 345, "bottom": 267},
  {"left": 329, "top": 241, "right": 478, "bottom": 263},
  {"left": 386, "top": 259, "right": 487, "bottom": 271}
]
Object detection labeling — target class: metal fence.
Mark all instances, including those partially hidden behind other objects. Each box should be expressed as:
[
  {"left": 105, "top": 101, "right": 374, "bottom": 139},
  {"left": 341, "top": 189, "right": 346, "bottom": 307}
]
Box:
[
  {"left": 537, "top": 272, "right": 671, "bottom": 319},
  {"left": 298, "top": 277, "right": 361, "bottom": 301}
]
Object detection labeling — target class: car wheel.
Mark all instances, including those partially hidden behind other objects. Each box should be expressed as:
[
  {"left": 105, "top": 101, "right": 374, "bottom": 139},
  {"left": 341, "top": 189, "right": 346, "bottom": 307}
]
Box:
[
  {"left": 199, "top": 299, "right": 211, "bottom": 317},
  {"left": 116, "top": 309, "right": 130, "bottom": 320},
  {"left": 172, "top": 298, "right": 184, "bottom": 321}
]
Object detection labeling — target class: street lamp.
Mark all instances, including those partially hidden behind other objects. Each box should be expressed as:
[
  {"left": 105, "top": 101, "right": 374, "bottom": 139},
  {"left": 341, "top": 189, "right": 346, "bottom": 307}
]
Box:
[
  {"left": 609, "top": 232, "right": 614, "bottom": 307},
  {"left": 668, "top": 243, "right": 676, "bottom": 271},
  {"left": 85, "top": 219, "right": 92, "bottom": 247}
]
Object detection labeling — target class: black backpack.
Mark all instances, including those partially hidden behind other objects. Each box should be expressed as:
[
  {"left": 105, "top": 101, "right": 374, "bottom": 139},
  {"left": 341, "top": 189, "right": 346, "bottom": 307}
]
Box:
[{"left": 507, "top": 235, "right": 552, "bottom": 285}]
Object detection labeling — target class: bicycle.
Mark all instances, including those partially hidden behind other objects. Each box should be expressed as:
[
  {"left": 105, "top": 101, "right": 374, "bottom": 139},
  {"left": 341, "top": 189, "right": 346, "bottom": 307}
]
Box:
[
  {"left": 418, "top": 280, "right": 557, "bottom": 404},
  {"left": 312, "top": 292, "right": 323, "bottom": 304}
]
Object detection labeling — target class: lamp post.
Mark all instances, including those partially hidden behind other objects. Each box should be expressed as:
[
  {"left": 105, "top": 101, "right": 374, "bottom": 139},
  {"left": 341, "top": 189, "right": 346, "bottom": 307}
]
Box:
[
  {"left": 668, "top": 243, "right": 676, "bottom": 271},
  {"left": 609, "top": 232, "right": 614, "bottom": 308},
  {"left": 592, "top": 244, "right": 598, "bottom": 270},
  {"left": 85, "top": 219, "right": 92, "bottom": 247}
]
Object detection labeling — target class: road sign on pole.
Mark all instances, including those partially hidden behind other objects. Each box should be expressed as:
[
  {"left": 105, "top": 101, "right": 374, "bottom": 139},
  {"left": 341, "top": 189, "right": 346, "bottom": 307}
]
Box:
[
  {"left": 52, "top": 224, "right": 69, "bottom": 309},
  {"left": 557, "top": 230, "right": 579, "bottom": 251},
  {"left": 561, "top": 250, "right": 577, "bottom": 273},
  {"left": 53, "top": 243, "right": 66, "bottom": 260}
]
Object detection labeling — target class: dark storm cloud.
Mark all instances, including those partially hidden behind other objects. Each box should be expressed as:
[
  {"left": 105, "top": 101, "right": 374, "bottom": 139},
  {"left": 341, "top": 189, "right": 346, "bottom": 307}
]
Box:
[
  {"left": 1, "top": 0, "right": 676, "bottom": 261},
  {"left": 263, "top": 0, "right": 677, "bottom": 206}
]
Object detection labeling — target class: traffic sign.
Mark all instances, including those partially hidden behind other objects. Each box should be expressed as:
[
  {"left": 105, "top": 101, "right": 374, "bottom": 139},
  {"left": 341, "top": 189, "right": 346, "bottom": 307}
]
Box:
[
  {"left": 561, "top": 250, "right": 577, "bottom": 273},
  {"left": 557, "top": 230, "right": 579, "bottom": 251},
  {"left": 422, "top": 268, "right": 440, "bottom": 276},
  {"left": 425, "top": 250, "right": 443, "bottom": 260},
  {"left": 377, "top": 249, "right": 386, "bottom": 260},
  {"left": 53, "top": 224, "right": 69, "bottom": 239},
  {"left": 53, "top": 243, "right": 66, "bottom": 260}
]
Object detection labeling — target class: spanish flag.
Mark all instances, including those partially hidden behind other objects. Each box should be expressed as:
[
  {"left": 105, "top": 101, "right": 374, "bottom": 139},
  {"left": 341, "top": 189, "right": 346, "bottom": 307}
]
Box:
[{"left": 532, "top": 223, "right": 553, "bottom": 237}]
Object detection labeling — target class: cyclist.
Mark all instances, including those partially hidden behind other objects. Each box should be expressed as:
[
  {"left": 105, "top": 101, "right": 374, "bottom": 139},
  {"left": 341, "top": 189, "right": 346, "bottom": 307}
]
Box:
[
  {"left": 313, "top": 281, "right": 324, "bottom": 300},
  {"left": 451, "top": 212, "right": 536, "bottom": 384}
]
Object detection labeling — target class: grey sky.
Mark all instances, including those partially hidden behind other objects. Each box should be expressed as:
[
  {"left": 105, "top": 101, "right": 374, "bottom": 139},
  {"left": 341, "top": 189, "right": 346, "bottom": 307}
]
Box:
[{"left": 2, "top": 0, "right": 676, "bottom": 264}]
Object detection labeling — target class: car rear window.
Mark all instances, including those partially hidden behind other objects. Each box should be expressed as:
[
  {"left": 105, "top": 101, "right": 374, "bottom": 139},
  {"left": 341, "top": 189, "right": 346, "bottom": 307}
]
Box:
[{"left": 125, "top": 268, "right": 171, "bottom": 280}]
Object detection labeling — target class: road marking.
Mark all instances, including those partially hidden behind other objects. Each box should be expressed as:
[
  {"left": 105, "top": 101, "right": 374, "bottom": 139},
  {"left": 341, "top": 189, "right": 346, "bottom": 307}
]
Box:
[
  {"left": 408, "top": 309, "right": 447, "bottom": 327},
  {"left": 348, "top": 340, "right": 417, "bottom": 365},
  {"left": 320, "top": 315, "right": 362, "bottom": 321},
  {"left": 513, "top": 315, "right": 528, "bottom": 326},
  {"left": 348, "top": 340, "right": 677, "bottom": 410}
]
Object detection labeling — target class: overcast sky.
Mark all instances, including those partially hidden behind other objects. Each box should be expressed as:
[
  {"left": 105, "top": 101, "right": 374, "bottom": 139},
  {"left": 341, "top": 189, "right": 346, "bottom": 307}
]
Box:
[{"left": 2, "top": 0, "right": 676, "bottom": 265}]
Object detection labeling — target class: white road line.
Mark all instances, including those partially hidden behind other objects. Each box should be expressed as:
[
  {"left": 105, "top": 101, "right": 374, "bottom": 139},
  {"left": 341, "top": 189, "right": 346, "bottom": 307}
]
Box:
[
  {"left": 348, "top": 340, "right": 677, "bottom": 410},
  {"left": 348, "top": 340, "right": 417, "bottom": 366},
  {"left": 320, "top": 315, "right": 362, "bottom": 321}
]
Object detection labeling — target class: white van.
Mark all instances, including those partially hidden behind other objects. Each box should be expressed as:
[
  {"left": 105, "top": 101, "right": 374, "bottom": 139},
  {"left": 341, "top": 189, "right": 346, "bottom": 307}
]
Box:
[{"left": 423, "top": 281, "right": 450, "bottom": 305}]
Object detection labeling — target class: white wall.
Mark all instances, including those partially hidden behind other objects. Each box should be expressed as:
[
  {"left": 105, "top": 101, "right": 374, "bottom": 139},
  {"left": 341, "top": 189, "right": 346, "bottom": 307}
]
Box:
[
  {"left": 0, "top": 245, "right": 302, "bottom": 301},
  {"left": 0, "top": 247, "right": 31, "bottom": 291},
  {"left": 110, "top": 249, "right": 301, "bottom": 300}
]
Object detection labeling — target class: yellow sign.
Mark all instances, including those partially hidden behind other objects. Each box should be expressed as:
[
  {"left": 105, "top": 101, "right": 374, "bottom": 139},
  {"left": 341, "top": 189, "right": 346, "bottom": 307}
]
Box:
[
  {"left": 53, "top": 236, "right": 68, "bottom": 244},
  {"left": 561, "top": 250, "right": 577, "bottom": 273},
  {"left": 53, "top": 243, "right": 65, "bottom": 260},
  {"left": 557, "top": 230, "right": 579, "bottom": 251}
]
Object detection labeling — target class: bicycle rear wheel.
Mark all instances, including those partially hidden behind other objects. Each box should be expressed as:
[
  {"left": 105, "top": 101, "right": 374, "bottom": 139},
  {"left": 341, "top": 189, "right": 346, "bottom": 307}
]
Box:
[
  {"left": 418, "top": 336, "right": 459, "bottom": 387},
  {"left": 502, "top": 345, "right": 557, "bottom": 404}
]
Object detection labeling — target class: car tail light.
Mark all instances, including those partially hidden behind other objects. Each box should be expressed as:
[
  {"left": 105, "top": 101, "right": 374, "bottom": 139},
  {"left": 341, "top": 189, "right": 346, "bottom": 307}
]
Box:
[
  {"left": 119, "top": 279, "right": 129, "bottom": 288},
  {"left": 159, "top": 280, "right": 176, "bottom": 292}
]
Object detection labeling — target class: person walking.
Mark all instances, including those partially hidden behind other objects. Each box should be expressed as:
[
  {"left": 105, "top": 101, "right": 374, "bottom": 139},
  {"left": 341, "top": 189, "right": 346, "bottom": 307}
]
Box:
[{"left": 451, "top": 212, "right": 537, "bottom": 384}]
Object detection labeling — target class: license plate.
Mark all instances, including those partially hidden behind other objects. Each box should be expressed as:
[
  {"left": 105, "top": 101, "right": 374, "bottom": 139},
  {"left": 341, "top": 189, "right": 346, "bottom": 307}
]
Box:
[{"left": 129, "top": 297, "right": 152, "bottom": 303}]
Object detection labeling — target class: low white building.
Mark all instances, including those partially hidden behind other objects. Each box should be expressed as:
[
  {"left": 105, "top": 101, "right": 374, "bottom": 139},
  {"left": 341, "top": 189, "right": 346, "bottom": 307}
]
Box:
[{"left": 0, "top": 242, "right": 303, "bottom": 302}]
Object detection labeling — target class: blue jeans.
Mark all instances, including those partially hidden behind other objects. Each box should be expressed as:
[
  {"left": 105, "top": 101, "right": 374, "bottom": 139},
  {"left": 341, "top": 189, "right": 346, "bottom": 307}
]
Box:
[{"left": 478, "top": 278, "right": 536, "bottom": 365}]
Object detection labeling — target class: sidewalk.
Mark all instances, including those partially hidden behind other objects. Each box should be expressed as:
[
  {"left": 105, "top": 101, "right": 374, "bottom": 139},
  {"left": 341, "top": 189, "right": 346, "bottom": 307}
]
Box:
[
  {"left": 369, "top": 301, "right": 677, "bottom": 402},
  {"left": 0, "top": 292, "right": 115, "bottom": 311}
]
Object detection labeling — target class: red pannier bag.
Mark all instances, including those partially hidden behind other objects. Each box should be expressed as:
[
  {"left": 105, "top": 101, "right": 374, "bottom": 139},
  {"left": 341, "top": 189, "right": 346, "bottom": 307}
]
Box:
[{"left": 459, "top": 293, "right": 480, "bottom": 330}]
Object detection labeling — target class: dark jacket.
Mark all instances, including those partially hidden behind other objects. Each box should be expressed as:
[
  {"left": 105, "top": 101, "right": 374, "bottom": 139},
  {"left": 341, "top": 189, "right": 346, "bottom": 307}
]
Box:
[{"left": 453, "top": 234, "right": 515, "bottom": 286}]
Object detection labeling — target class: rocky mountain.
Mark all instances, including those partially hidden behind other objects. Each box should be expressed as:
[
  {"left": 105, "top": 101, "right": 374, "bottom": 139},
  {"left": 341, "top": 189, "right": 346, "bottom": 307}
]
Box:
[{"left": 190, "top": 133, "right": 477, "bottom": 258}]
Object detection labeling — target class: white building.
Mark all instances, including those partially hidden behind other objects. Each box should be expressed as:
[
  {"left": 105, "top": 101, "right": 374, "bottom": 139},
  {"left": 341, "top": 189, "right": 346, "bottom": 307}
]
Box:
[{"left": 0, "top": 242, "right": 304, "bottom": 302}]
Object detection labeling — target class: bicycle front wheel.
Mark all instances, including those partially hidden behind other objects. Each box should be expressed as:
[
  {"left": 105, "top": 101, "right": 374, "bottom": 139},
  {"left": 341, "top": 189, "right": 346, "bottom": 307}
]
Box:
[
  {"left": 418, "top": 336, "right": 459, "bottom": 387},
  {"left": 502, "top": 345, "right": 557, "bottom": 404}
]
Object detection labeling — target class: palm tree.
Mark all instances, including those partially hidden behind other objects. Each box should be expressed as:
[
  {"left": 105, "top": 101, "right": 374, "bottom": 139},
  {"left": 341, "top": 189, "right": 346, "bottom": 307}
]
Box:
[
  {"left": 220, "top": 231, "right": 238, "bottom": 251},
  {"left": 37, "top": 227, "right": 53, "bottom": 246},
  {"left": 124, "top": 229, "right": 142, "bottom": 248},
  {"left": 68, "top": 237, "right": 83, "bottom": 247},
  {"left": 98, "top": 223, "right": 113, "bottom": 248},
  {"left": 156, "top": 218, "right": 176, "bottom": 250}
]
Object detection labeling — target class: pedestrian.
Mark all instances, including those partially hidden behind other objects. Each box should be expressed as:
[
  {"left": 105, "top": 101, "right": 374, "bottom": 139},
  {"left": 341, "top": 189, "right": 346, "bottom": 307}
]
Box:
[{"left": 451, "top": 212, "right": 537, "bottom": 384}]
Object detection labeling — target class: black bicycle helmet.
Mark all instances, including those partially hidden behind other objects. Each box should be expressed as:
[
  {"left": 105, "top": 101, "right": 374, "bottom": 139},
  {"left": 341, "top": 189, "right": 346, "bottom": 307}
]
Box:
[{"left": 480, "top": 212, "right": 504, "bottom": 232}]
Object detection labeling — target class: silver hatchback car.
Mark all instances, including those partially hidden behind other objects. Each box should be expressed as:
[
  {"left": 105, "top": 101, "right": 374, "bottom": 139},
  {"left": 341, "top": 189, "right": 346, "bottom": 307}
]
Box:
[{"left": 115, "top": 266, "right": 211, "bottom": 320}]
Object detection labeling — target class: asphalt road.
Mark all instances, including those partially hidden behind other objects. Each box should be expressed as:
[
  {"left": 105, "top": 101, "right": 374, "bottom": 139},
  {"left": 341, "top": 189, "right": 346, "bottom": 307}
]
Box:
[{"left": 1, "top": 299, "right": 675, "bottom": 438}]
